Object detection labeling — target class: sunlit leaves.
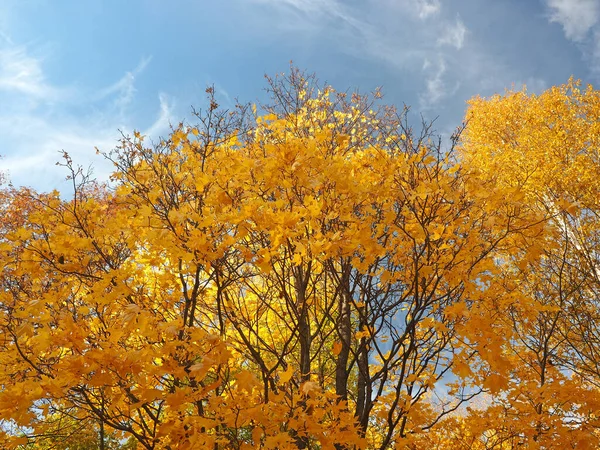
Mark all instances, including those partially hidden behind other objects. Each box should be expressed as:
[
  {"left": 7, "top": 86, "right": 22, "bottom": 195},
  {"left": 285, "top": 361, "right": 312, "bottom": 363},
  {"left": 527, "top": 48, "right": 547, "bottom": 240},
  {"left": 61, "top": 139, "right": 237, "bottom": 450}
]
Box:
[{"left": 5, "top": 71, "right": 597, "bottom": 449}]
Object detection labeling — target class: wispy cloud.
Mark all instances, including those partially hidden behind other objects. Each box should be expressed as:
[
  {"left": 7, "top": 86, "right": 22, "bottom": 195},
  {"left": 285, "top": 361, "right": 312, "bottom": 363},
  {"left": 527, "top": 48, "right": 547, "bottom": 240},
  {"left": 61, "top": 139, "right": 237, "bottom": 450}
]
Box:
[
  {"left": 248, "top": 0, "right": 350, "bottom": 29},
  {"left": 415, "top": 0, "right": 441, "bottom": 19},
  {"left": 250, "top": 0, "right": 477, "bottom": 109},
  {"left": 544, "top": 0, "right": 600, "bottom": 42},
  {"left": 0, "top": 40, "right": 168, "bottom": 191},
  {"left": 376, "top": 0, "right": 441, "bottom": 20},
  {"left": 0, "top": 46, "right": 60, "bottom": 100},
  {"left": 1, "top": 92, "right": 174, "bottom": 190},
  {"left": 543, "top": 0, "right": 600, "bottom": 76},
  {"left": 252, "top": 0, "right": 340, "bottom": 15},
  {"left": 420, "top": 57, "right": 459, "bottom": 110},
  {"left": 95, "top": 55, "right": 152, "bottom": 114},
  {"left": 0, "top": 30, "right": 13, "bottom": 45},
  {"left": 143, "top": 93, "right": 174, "bottom": 138},
  {"left": 437, "top": 16, "right": 467, "bottom": 50}
]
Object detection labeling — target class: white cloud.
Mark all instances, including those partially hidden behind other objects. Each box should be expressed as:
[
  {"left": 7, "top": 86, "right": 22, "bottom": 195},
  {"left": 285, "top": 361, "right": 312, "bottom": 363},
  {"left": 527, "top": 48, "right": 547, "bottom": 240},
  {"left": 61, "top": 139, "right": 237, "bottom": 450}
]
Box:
[
  {"left": 1, "top": 95, "right": 174, "bottom": 192},
  {"left": 545, "top": 0, "right": 600, "bottom": 41},
  {"left": 243, "top": 0, "right": 523, "bottom": 113},
  {"left": 420, "top": 57, "right": 460, "bottom": 110},
  {"left": 274, "top": 0, "right": 333, "bottom": 13},
  {"left": 0, "top": 30, "right": 13, "bottom": 45},
  {"left": 251, "top": 0, "right": 345, "bottom": 19},
  {"left": 0, "top": 41, "right": 169, "bottom": 192},
  {"left": 0, "top": 46, "right": 59, "bottom": 100},
  {"left": 372, "top": 0, "right": 440, "bottom": 21},
  {"left": 416, "top": 0, "right": 441, "bottom": 19},
  {"left": 96, "top": 56, "right": 151, "bottom": 102},
  {"left": 0, "top": 118, "right": 119, "bottom": 191},
  {"left": 94, "top": 55, "right": 152, "bottom": 120},
  {"left": 543, "top": 0, "right": 600, "bottom": 77},
  {"left": 437, "top": 16, "right": 467, "bottom": 50},
  {"left": 143, "top": 93, "right": 174, "bottom": 139}
]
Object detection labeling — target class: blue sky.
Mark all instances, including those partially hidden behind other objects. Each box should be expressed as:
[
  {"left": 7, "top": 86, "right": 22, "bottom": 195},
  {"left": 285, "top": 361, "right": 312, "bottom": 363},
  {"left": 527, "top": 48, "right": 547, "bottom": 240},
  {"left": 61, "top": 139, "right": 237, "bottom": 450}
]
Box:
[{"left": 1, "top": 0, "right": 599, "bottom": 191}]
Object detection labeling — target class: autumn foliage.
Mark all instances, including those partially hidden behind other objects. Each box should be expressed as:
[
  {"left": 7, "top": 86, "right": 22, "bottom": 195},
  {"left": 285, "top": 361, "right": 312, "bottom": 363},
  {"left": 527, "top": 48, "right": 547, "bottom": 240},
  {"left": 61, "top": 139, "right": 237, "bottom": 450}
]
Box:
[{"left": 1, "top": 71, "right": 600, "bottom": 449}]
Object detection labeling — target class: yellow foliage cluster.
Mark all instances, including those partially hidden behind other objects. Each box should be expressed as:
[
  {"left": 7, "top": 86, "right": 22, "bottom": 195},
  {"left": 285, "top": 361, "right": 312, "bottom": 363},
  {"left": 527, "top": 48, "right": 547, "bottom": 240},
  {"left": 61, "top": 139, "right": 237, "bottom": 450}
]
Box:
[{"left": 1, "top": 72, "right": 600, "bottom": 448}]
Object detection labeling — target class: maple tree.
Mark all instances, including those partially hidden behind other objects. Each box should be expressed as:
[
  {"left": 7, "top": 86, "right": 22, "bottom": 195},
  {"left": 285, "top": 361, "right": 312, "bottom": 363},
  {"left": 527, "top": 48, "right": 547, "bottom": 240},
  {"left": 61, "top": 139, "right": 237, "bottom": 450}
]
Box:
[
  {"left": 1, "top": 70, "right": 600, "bottom": 449},
  {"left": 447, "top": 79, "right": 600, "bottom": 448}
]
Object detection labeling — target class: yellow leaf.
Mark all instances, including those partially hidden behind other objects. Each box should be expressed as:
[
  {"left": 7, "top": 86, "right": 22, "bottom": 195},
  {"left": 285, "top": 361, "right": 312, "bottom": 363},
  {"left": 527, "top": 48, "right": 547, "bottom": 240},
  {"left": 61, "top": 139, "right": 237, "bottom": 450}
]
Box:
[
  {"left": 301, "top": 381, "right": 320, "bottom": 397},
  {"left": 252, "top": 427, "right": 263, "bottom": 446},
  {"left": 236, "top": 370, "right": 260, "bottom": 392},
  {"left": 332, "top": 341, "right": 342, "bottom": 356},
  {"left": 280, "top": 366, "right": 294, "bottom": 383}
]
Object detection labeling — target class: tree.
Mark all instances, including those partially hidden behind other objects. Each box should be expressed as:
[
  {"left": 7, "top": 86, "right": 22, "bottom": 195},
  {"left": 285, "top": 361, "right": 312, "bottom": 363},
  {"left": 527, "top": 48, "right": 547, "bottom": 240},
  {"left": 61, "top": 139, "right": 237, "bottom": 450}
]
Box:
[
  {"left": 451, "top": 79, "right": 600, "bottom": 448},
  {"left": 0, "top": 69, "right": 559, "bottom": 449}
]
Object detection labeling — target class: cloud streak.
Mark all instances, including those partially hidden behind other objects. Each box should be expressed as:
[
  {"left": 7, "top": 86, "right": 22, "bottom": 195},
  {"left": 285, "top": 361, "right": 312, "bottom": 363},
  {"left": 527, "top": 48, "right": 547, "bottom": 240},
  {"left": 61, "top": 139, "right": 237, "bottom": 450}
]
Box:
[
  {"left": 438, "top": 16, "right": 467, "bottom": 50},
  {"left": 247, "top": 0, "right": 483, "bottom": 111},
  {"left": 415, "top": 0, "right": 441, "bottom": 19},
  {"left": 545, "top": 0, "right": 600, "bottom": 42},
  {"left": 420, "top": 57, "right": 460, "bottom": 110},
  {"left": 0, "top": 40, "right": 170, "bottom": 192},
  {"left": 543, "top": 0, "right": 600, "bottom": 77},
  {"left": 0, "top": 46, "right": 59, "bottom": 100}
]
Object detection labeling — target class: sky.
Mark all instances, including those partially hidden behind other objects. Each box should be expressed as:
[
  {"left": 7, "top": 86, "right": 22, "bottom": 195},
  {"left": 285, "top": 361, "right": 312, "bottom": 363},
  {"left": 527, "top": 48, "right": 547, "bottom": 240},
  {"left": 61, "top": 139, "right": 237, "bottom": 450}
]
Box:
[{"left": 0, "top": 0, "right": 599, "bottom": 192}]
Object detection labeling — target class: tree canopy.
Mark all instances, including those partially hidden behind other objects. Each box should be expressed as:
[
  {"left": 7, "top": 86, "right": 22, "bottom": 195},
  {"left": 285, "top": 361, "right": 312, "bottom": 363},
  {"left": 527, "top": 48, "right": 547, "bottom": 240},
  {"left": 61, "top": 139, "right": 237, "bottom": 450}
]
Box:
[{"left": 1, "top": 71, "right": 600, "bottom": 449}]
